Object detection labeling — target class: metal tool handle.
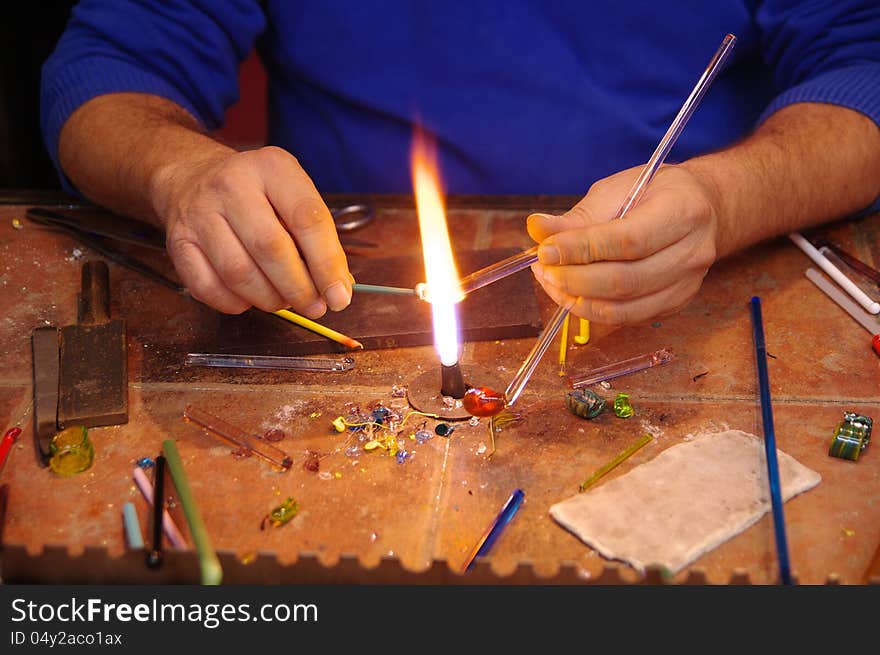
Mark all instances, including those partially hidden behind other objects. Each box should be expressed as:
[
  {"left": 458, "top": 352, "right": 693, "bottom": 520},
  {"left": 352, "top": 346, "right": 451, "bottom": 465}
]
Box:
[{"left": 78, "top": 260, "right": 111, "bottom": 325}]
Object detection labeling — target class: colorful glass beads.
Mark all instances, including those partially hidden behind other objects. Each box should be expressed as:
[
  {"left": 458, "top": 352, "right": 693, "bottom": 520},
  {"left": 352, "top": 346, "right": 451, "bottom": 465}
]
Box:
[
  {"left": 613, "top": 393, "right": 634, "bottom": 418},
  {"left": 463, "top": 386, "right": 506, "bottom": 417},
  {"left": 829, "top": 412, "right": 872, "bottom": 461},
  {"left": 435, "top": 423, "right": 455, "bottom": 437},
  {"left": 566, "top": 389, "right": 606, "bottom": 419},
  {"left": 261, "top": 497, "right": 299, "bottom": 530}
]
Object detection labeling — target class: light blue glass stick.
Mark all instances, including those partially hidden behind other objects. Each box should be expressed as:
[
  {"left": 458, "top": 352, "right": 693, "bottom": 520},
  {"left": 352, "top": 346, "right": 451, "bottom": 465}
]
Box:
[{"left": 122, "top": 502, "right": 144, "bottom": 550}]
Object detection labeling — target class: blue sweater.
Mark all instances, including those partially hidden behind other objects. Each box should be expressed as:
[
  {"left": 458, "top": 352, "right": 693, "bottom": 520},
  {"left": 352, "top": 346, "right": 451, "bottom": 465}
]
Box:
[{"left": 42, "top": 1, "right": 880, "bottom": 198}]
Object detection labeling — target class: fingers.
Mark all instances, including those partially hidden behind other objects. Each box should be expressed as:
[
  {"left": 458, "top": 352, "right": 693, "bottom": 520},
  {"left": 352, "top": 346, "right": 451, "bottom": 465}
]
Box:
[
  {"left": 526, "top": 166, "right": 644, "bottom": 242},
  {"left": 533, "top": 231, "right": 709, "bottom": 300},
  {"left": 167, "top": 238, "right": 251, "bottom": 315},
  {"left": 166, "top": 146, "right": 353, "bottom": 317},
  {"left": 524, "top": 164, "right": 720, "bottom": 326},
  {"left": 189, "top": 209, "right": 304, "bottom": 314},
  {"left": 215, "top": 181, "right": 328, "bottom": 316},
  {"left": 256, "top": 147, "right": 352, "bottom": 311},
  {"left": 538, "top": 187, "right": 703, "bottom": 267}
]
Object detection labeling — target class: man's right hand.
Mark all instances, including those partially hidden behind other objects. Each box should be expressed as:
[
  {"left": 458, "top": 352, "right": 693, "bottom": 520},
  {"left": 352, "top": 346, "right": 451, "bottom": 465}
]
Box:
[{"left": 154, "top": 145, "right": 352, "bottom": 317}]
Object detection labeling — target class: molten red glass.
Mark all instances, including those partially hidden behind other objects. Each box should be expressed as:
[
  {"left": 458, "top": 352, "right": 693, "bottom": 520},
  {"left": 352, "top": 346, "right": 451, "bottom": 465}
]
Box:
[{"left": 463, "top": 386, "right": 506, "bottom": 417}]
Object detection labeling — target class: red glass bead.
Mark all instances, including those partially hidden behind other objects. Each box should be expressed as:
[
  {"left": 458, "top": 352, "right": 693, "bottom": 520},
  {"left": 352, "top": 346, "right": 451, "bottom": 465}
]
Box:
[{"left": 463, "top": 386, "right": 506, "bottom": 417}]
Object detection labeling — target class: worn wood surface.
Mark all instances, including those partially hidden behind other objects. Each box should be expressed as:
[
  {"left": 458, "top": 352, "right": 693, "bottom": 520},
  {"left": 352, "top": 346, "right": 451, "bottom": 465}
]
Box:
[{"left": 0, "top": 195, "right": 878, "bottom": 584}]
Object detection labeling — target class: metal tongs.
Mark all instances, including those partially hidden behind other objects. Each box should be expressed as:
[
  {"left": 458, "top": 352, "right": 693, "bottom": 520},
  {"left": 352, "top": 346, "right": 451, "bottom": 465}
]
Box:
[
  {"left": 25, "top": 206, "right": 186, "bottom": 294},
  {"left": 25, "top": 203, "right": 379, "bottom": 295}
]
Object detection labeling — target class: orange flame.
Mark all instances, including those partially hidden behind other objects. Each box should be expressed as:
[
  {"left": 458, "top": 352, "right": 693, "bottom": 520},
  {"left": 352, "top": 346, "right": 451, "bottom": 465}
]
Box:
[{"left": 411, "top": 129, "right": 463, "bottom": 366}]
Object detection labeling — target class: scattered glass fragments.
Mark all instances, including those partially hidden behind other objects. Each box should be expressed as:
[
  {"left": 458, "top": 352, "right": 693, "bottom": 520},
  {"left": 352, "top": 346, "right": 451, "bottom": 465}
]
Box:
[
  {"left": 463, "top": 386, "right": 506, "bottom": 417},
  {"left": 308, "top": 411, "right": 322, "bottom": 419},
  {"left": 231, "top": 447, "right": 251, "bottom": 460},
  {"left": 238, "top": 552, "right": 257, "bottom": 565},
  {"left": 136, "top": 457, "right": 155, "bottom": 469},
  {"left": 599, "top": 381, "right": 613, "bottom": 391},
  {"left": 566, "top": 389, "right": 606, "bottom": 419},
  {"left": 468, "top": 416, "right": 481, "bottom": 427},
  {"left": 12, "top": 218, "right": 23, "bottom": 229},
  {"left": 391, "top": 385, "right": 407, "bottom": 398},
  {"left": 613, "top": 393, "right": 634, "bottom": 418},
  {"left": 303, "top": 450, "right": 321, "bottom": 472},
  {"left": 435, "top": 423, "right": 455, "bottom": 437},
  {"left": 318, "top": 471, "right": 333, "bottom": 480},
  {"left": 49, "top": 425, "right": 94, "bottom": 477},
  {"left": 829, "top": 411, "right": 872, "bottom": 461},
  {"left": 263, "top": 428, "right": 286, "bottom": 442},
  {"left": 260, "top": 497, "right": 299, "bottom": 530},
  {"left": 334, "top": 405, "right": 442, "bottom": 462}
]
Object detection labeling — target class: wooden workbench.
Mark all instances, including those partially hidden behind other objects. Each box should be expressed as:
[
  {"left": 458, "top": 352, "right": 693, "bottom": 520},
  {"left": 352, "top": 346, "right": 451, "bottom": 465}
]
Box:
[{"left": 1, "top": 194, "right": 878, "bottom": 584}]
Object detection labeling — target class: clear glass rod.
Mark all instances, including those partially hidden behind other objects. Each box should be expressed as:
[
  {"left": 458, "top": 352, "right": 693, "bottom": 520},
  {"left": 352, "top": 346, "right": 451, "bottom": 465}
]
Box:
[
  {"left": 458, "top": 246, "right": 539, "bottom": 296},
  {"left": 183, "top": 405, "right": 293, "bottom": 470},
  {"left": 569, "top": 348, "right": 675, "bottom": 388},
  {"left": 502, "top": 33, "right": 736, "bottom": 406},
  {"left": 185, "top": 353, "right": 355, "bottom": 371}
]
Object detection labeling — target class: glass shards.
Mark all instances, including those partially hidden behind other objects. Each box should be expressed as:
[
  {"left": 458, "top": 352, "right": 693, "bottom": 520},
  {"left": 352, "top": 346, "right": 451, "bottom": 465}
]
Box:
[
  {"left": 613, "top": 393, "right": 634, "bottom": 418},
  {"left": 261, "top": 497, "right": 299, "bottom": 530}
]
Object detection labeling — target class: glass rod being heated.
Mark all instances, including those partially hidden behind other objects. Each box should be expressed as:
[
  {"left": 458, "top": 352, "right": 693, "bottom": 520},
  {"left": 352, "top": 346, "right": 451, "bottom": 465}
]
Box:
[
  {"left": 503, "top": 33, "right": 737, "bottom": 407},
  {"left": 457, "top": 246, "right": 539, "bottom": 296}
]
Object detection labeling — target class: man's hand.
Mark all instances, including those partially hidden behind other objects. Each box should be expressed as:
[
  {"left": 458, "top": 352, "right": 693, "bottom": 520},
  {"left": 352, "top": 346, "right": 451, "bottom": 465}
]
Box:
[
  {"left": 527, "top": 164, "right": 721, "bottom": 325},
  {"left": 154, "top": 146, "right": 351, "bottom": 317},
  {"left": 528, "top": 101, "right": 880, "bottom": 326},
  {"left": 58, "top": 93, "right": 352, "bottom": 318}
]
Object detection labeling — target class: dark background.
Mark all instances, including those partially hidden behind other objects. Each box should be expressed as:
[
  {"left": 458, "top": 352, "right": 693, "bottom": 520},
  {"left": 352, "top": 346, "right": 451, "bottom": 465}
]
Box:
[
  {"left": 0, "top": 2, "right": 77, "bottom": 189},
  {"left": 0, "top": 2, "right": 266, "bottom": 192}
]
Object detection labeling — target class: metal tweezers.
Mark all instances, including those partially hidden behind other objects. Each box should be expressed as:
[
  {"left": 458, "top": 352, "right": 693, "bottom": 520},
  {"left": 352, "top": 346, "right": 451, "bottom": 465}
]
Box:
[{"left": 25, "top": 206, "right": 187, "bottom": 294}]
